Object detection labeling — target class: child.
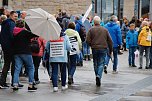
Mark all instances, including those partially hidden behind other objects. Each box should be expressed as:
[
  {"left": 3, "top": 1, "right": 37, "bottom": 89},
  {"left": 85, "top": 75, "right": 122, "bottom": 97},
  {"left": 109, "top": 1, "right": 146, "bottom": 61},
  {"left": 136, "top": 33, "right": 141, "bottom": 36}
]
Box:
[{"left": 126, "top": 23, "right": 138, "bottom": 67}]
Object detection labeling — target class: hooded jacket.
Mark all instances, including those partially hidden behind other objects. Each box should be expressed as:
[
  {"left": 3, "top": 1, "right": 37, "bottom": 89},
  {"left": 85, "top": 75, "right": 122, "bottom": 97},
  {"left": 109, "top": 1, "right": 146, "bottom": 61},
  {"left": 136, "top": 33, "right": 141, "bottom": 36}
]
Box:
[
  {"left": 104, "top": 21, "right": 122, "bottom": 48},
  {"left": 65, "top": 29, "right": 82, "bottom": 50},
  {"left": 0, "top": 19, "right": 16, "bottom": 52},
  {"left": 126, "top": 30, "right": 138, "bottom": 48},
  {"left": 138, "top": 26, "right": 152, "bottom": 46},
  {"left": 13, "top": 27, "right": 37, "bottom": 55}
]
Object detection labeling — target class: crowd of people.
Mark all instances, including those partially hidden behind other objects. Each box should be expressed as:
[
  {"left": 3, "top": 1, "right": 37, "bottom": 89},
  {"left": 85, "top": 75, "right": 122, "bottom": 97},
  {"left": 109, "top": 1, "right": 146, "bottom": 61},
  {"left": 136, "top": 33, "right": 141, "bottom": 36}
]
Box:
[{"left": 0, "top": 7, "right": 152, "bottom": 92}]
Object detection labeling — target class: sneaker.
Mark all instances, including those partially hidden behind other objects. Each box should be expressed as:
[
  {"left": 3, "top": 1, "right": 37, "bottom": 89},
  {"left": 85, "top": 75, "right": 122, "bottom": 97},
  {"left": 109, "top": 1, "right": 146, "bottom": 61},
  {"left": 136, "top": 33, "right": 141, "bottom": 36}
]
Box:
[
  {"left": 35, "top": 81, "right": 40, "bottom": 84},
  {"left": 28, "top": 85, "right": 37, "bottom": 92},
  {"left": 12, "top": 86, "right": 18, "bottom": 91},
  {"left": 53, "top": 87, "right": 58, "bottom": 92},
  {"left": 11, "top": 83, "right": 24, "bottom": 89},
  {"left": 104, "top": 65, "right": 107, "bottom": 74},
  {"left": 145, "top": 66, "right": 149, "bottom": 69},
  {"left": 132, "top": 65, "right": 137, "bottom": 67},
  {"left": 62, "top": 85, "right": 68, "bottom": 91},
  {"left": 68, "top": 77, "right": 73, "bottom": 85},
  {"left": 0, "top": 83, "right": 9, "bottom": 89},
  {"left": 138, "top": 67, "right": 142, "bottom": 69},
  {"left": 96, "top": 77, "right": 101, "bottom": 87},
  {"left": 129, "top": 65, "right": 132, "bottom": 67},
  {"left": 112, "top": 70, "right": 118, "bottom": 74}
]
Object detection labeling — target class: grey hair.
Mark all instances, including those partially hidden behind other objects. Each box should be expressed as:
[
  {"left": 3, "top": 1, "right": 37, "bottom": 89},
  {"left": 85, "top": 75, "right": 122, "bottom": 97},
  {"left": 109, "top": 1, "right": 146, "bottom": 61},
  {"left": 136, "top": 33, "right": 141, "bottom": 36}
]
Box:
[
  {"left": 110, "top": 15, "right": 118, "bottom": 22},
  {"left": 141, "top": 21, "right": 149, "bottom": 27},
  {"left": 93, "top": 16, "right": 101, "bottom": 25}
]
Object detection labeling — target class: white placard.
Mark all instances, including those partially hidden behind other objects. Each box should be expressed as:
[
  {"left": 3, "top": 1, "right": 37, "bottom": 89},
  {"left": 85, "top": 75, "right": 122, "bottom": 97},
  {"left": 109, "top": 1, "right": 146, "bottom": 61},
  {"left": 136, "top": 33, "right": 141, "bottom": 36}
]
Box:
[
  {"left": 50, "top": 40, "right": 64, "bottom": 57},
  {"left": 82, "top": 4, "right": 92, "bottom": 23},
  {"left": 69, "top": 36, "right": 79, "bottom": 55}
]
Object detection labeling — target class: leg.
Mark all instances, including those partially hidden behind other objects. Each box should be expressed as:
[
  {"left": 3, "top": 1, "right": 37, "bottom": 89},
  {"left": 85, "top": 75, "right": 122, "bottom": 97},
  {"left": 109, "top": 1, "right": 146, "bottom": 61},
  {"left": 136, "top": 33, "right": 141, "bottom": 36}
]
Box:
[
  {"left": 139, "top": 46, "right": 144, "bottom": 68},
  {"left": 32, "top": 56, "right": 41, "bottom": 82},
  {"left": 22, "top": 55, "right": 35, "bottom": 84},
  {"left": 145, "top": 47, "right": 150, "bottom": 68},
  {"left": 128, "top": 48, "right": 132, "bottom": 66},
  {"left": 60, "top": 63, "right": 67, "bottom": 86},
  {"left": 51, "top": 63, "right": 58, "bottom": 87},
  {"left": 92, "top": 50, "right": 98, "bottom": 76},
  {"left": 13, "top": 55, "right": 23, "bottom": 86},
  {"left": 132, "top": 47, "right": 136, "bottom": 66},
  {"left": 113, "top": 48, "right": 118, "bottom": 71}
]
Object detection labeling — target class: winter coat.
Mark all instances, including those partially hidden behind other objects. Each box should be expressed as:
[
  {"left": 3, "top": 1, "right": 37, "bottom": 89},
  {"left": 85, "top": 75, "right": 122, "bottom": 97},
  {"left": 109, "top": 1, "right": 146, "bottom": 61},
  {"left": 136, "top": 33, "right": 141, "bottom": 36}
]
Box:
[
  {"left": 75, "top": 19, "right": 83, "bottom": 33},
  {"left": 65, "top": 29, "right": 82, "bottom": 50},
  {"left": 13, "top": 27, "right": 37, "bottom": 55},
  {"left": 44, "top": 34, "right": 71, "bottom": 63},
  {"left": 0, "top": 19, "right": 16, "bottom": 52},
  {"left": 104, "top": 21, "right": 122, "bottom": 48},
  {"left": 86, "top": 25, "right": 113, "bottom": 54},
  {"left": 126, "top": 30, "right": 138, "bottom": 48},
  {"left": 32, "top": 37, "right": 46, "bottom": 57},
  {"left": 138, "top": 26, "right": 152, "bottom": 46}
]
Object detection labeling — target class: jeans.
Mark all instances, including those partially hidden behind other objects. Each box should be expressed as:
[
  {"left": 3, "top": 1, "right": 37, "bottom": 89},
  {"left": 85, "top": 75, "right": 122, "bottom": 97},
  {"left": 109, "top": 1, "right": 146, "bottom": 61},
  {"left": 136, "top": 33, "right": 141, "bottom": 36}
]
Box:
[
  {"left": 128, "top": 46, "right": 137, "bottom": 65},
  {"left": 83, "top": 42, "right": 90, "bottom": 55},
  {"left": 13, "top": 54, "right": 35, "bottom": 86},
  {"left": 0, "top": 51, "right": 14, "bottom": 85},
  {"left": 76, "top": 51, "right": 83, "bottom": 63},
  {"left": 32, "top": 56, "right": 41, "bottom": 81},
  {"left": 68, "top": 54, "right": 77, "bottom": 78},
  {"left": 139, "top": 46, "right": 150, "bottom": 67},
  {"left": 92, "top": 49, "right": 107, "bottom": 79},
  {"left": 51, "top": 63, "right": 67, "bottom": 87},
  {"left": 105, "top": 47, "right": 118, "bottom": 71}
]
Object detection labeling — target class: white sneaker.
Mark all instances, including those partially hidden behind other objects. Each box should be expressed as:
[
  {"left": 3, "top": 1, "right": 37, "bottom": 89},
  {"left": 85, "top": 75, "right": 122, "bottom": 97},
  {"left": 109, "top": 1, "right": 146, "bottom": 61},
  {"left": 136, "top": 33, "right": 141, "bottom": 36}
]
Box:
[
  {"left": 62, "top": 85, "right": 68, "bottom": 91},
  {"left": 112, "top": 70, "right": 118, "bottom": 74},
  {"left": 53, "top": 87, "right": 58, "bottom": 92}
]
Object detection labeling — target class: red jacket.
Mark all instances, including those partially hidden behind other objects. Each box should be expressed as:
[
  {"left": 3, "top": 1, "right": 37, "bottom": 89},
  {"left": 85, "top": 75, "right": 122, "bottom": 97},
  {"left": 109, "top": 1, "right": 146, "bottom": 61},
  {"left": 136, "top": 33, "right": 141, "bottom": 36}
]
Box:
[{"left": 32, "top": 37, "right": 46, "bottom": 57}]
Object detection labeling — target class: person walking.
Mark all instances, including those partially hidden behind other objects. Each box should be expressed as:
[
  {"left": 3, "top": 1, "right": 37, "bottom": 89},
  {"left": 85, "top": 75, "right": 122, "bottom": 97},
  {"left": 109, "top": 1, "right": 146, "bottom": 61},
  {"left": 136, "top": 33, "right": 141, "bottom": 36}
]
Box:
[
  {"left": 12, "top": 20, "right": 37, "bottom": 91},
  {"left": 32, "top": 37, "right": 46, "bottom": 84},
  {"left": 126, "top": 23, "right": 138, "bottom": 67},
  {"left": 138, "top": 22, "right": 152, "bottom": 69},
  {"left": 0, "top": 11, "right": 18, "bottom": 88},
  {"left": 44, "top": 24, "right": 71, "bottom": 92},
  {"left": 104, "top": 15, "right": 122, "bottom": 74},
  {"left": 65, "top": 22, "right": 82, "bottom": 85},
  {"left": 86, "top": 16, "right": 113, "bottom": 87}
]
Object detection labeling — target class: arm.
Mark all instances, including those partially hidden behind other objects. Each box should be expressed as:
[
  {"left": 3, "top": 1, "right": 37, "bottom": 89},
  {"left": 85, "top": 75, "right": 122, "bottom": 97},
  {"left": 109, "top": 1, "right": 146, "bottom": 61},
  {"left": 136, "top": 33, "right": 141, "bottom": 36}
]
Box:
[
  {"left": 65, "top": 35, "right": 72, "bottom": 52},
  {"left": 42, "top": 41, "right": 50, "bottom": 61},
  {"left": 76, "top": 31, "right": 82, "bottom": 50},
  {"left": 138, "top": 30, "right": 143, "bottom": 45},
  {"left": 86, "top": 29, "right": 91, "bottom": 46},
  {"left": 116, "top": 26, "right": 122, "bottom": 46},
  {"left": 126, "top": 32, "right": 130, "bottom": 49}
]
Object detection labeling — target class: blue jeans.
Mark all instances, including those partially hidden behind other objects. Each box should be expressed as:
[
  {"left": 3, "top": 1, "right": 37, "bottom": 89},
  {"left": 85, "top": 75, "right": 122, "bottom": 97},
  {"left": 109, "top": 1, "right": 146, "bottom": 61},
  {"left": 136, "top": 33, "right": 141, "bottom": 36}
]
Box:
[
  {"left": 128, "top": 46, "right": 137, "bottom": 65},
  {"left": 68, "top": 54, "right": 77, "bottom": 78},
  {"left": 13, "top": 54, "right": 35, "bottom": 86},
  {"left": 51, "top": 63, "right": 67, "bottom": 87},
  {"left": 105, "top": 47, "right": 118, "bottom": 71},
  {"left": 83, "top": 42, "right": 90, "bottom": 55},
  {"left": 92, "top": 49, "right": 107, "bottom": 79},
  {"left": 76, "top": 51, "right": 83, "bottom": 63}
]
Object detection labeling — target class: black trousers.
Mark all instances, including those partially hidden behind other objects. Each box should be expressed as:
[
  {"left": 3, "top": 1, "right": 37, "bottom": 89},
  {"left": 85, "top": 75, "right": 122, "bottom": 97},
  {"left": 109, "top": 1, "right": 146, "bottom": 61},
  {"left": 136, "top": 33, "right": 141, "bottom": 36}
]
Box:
[
  {"left": 0, "top": 51, "right": 14, "bottom": 84},
  {"left": 32, "top": 56, "right": 41, "bottom": 81}
]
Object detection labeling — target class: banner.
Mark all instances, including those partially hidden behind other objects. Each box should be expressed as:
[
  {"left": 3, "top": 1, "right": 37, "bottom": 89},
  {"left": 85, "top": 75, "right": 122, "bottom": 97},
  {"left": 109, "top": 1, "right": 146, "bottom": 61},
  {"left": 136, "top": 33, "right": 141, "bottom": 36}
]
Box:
[
  {"left": 82, "top": 4, "right": 92, "bottom": 23},
  {"left": 69, "top": 36, "right": 79, "bottom": 55},
  {"left": 50, "top": 38, "right": 64, "bottom": 57}
]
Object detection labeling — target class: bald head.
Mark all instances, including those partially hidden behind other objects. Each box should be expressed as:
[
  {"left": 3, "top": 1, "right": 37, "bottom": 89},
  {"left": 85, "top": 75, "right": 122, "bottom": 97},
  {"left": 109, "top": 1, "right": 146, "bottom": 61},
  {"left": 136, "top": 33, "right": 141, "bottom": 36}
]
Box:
[{"left": 21, "top": 11, "right": 27, "bottom": 19}]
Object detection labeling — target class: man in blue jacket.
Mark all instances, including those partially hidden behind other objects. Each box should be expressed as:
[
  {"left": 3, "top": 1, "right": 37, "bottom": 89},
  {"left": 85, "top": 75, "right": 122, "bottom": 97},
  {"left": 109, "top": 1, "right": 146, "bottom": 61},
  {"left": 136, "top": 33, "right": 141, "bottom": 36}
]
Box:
[
  {"left": 104, "top": 15, "right": 122, "bottom": 74},
  {"left": 0, "top": 11, "right": 18, "bottom": 88}
]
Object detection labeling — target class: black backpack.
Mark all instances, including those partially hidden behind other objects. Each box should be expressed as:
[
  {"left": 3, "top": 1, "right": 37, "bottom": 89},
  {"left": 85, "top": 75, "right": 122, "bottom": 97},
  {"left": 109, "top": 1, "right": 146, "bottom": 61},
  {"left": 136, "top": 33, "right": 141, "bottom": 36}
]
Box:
[
  {"left": 79, "top": 25, "right": 86, "bottom": 42},
  {"left": 30, "top": 37, "right": 40, "bottom": 53}
]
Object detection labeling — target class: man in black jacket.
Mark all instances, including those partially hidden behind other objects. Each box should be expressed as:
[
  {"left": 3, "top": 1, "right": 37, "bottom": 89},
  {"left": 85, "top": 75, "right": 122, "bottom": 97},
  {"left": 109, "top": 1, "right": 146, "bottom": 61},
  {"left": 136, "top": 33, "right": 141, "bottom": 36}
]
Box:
[{"left": 0, "top": 11, "right": 18, "bottom": 88}]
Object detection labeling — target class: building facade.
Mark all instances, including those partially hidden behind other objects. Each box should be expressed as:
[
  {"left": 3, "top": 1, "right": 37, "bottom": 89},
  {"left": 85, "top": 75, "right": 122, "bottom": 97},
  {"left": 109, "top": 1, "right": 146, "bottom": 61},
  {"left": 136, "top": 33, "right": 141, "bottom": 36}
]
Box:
[
  {"left": 93, "top": 0, "right": 151, "bottom": 21},
  {"left": 1, "top": 0, "right": 91, "bottom": 16}
]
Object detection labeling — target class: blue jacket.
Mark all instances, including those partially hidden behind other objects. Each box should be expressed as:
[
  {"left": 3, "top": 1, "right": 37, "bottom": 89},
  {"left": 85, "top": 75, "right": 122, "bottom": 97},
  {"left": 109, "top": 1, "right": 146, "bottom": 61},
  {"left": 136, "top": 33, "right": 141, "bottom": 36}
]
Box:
[
  {"left": 44, "top": 33, "right": 71, "bottom": 63},
  {"left": 104, "top": 21, "right": 122, "bottom": 48},
  {"left": 0, "top": 19, "right": 16, "bottom": 52},
  {"left": 75, "top": 20, "right": 83, "bottom": 33},
  {"left": 126, "top": 30, "right": 138, "bottom": 48}
]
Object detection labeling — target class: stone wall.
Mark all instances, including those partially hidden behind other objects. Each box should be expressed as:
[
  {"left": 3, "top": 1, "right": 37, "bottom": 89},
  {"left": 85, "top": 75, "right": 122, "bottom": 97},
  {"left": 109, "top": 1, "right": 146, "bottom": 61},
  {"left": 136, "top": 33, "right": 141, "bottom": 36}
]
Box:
[{"left": 8, "top": 0, "right": 91, "bottom": 15}]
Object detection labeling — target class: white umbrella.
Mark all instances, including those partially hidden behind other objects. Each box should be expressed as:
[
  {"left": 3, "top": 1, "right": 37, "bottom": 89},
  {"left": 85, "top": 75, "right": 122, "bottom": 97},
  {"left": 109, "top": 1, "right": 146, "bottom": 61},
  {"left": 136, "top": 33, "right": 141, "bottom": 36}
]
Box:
[{"left": 25, "top": 8, "right": 61, "bottom": 40}]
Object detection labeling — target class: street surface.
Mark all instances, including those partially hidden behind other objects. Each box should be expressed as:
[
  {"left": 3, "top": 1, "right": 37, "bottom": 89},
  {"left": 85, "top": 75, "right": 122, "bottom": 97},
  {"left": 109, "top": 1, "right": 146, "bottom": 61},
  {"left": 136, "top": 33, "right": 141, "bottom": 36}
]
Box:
[{"left": 0, "top": 51, "right": 152, "bottom": 101}]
